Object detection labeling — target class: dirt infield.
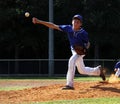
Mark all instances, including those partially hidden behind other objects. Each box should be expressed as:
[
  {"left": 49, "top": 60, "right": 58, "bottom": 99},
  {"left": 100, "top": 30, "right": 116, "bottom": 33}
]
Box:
[{"left": 0, "top": 80, "right": 120, "bottom": 103}]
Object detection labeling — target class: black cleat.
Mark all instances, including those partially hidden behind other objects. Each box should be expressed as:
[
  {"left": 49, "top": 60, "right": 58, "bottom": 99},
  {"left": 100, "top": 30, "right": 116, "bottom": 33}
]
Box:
[
  {"left": 99, "top": 65, "right": 106, "bottom": 81},
  {"left": 62, "top": 85, "right": 74, "bottom": 90}
]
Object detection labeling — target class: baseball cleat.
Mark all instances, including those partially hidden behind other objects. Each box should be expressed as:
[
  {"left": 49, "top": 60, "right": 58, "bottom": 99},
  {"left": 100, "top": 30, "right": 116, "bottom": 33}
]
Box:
[
  {"left": 62, "top": 85, "right": 74, "bottom": 90},
  {"left": 99, "top": 65, "right": 106, "bottom": 81}
]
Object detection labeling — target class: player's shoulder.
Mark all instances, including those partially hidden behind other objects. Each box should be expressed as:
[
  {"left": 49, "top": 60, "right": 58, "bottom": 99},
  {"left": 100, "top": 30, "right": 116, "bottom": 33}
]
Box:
[
  {"left": 59, "top": 25, "right": 71, "bottom": 28},
  {"left": 116, "top": 61, "right": 120, "bottom": 65},
  {"left": 59, "top": 25, "right": 72, "bottom": 32},
  {"left": 115, "top": 61, "right": 120, "bottom": 68},
  {"left": 65, "top": 25, "right": 72, "bottom": 29},
  {"left": 79, "top": 28, "right": 88, "bottom": 35},
  {"left": 59, "top": 25, "right": 72, "bottom": 30}
]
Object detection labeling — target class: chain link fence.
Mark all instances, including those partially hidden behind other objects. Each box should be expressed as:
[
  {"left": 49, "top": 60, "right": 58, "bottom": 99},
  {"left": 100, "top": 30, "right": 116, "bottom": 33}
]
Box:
[{"left": 0, "top": 59, "right": 119, "bottom": 77}]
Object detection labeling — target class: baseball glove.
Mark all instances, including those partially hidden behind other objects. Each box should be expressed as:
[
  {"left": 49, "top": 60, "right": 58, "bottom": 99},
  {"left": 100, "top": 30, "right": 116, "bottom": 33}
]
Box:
[{"left": 73, "top": 45, "right": 87, "bottom": 55}]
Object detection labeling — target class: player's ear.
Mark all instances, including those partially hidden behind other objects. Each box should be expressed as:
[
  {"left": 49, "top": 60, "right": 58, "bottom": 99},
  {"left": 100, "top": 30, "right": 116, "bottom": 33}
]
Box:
[{"left": 80, "top": 20, "right": 82, "bottom": 25}]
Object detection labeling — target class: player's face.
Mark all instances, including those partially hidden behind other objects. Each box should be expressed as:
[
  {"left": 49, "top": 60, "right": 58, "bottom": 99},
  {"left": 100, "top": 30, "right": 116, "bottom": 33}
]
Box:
[{"left": 72, "top": 19, "right": 82, "bottom": 31}]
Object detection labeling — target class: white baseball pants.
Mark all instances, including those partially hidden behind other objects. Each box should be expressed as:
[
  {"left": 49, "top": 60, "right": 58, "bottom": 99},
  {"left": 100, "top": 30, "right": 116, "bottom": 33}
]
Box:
[
  {"left": 66, "top": 49, "right": 100, "bottom": 87},
  {"left": 115, "top": 68, "right": 120, "bottom": 77}
]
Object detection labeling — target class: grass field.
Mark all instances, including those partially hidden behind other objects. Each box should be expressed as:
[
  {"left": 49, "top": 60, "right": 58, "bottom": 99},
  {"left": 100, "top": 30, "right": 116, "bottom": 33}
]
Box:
[
  {"left": 25, "top": 98, "right": 120, "bottom": 104},
  {"left": 0, "top": 77, "right": 120, "bottom": 104},
  {"left": 10, "top": 97, "right": 120, "bottom": 104}
]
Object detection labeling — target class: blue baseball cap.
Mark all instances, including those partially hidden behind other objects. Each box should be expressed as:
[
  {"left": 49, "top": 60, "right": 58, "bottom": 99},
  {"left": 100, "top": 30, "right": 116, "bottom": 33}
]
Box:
[{"left": 73, "top": 14, "right": 83, "bottom": 22}]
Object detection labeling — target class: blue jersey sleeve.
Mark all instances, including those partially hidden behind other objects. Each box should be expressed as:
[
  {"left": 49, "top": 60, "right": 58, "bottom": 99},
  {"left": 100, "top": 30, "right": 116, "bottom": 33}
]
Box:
[
  {"left": 115, "top": 61, "right": 120, "bottom": 68},
  {"left": 59, "top": 25, "right": 72, "bottom": 33}
]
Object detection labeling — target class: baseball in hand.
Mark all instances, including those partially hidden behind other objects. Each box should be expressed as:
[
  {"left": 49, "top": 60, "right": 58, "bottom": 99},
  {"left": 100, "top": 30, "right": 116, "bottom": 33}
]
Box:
[{"left": 25, "top": 12, "right": 30, "bottom": 17}]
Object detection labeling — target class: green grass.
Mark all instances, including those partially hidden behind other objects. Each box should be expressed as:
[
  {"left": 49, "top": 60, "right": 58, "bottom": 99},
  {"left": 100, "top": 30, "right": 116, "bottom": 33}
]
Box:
[
  {"left": 17, "top": 98, "right": 120, "bottom": 104},
  {"left": 0, "top": 86, "right": 30, "bottom": 91},
  {"left": 0, "top": 76, "right": 107, "bottom": 81},
  {"left": 0, "top": 76, "right": 105, "bottom": 91},
  {"left": 0, "top": 76, "right": 110, "bottom": 91}
]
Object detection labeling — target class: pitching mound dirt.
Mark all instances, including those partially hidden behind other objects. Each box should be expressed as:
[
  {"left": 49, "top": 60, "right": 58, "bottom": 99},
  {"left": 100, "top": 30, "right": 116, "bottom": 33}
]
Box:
[{"left": 0, "top": 81, "right": 120, "bottom": 103}]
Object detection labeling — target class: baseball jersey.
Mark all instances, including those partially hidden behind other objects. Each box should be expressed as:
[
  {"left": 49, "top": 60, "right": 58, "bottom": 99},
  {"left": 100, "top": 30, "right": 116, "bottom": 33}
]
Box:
[
  {"left": 114, "top": 61, "right": 120, "bottom": 68},
  {"left": 59, "top": 25, "right": 89, "bottom": 48}
]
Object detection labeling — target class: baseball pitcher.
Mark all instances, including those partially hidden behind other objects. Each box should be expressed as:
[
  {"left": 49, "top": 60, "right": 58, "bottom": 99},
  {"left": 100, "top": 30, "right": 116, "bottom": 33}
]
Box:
[{"left": 32, "top": 14, "right": 106, "bottom": 90}]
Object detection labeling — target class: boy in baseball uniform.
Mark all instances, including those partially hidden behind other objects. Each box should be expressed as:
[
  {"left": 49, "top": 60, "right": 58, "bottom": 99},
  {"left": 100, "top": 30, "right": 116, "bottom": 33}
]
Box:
[
  {"left": 32, "top": 14, "right": 106, "bottom": 90},
  {"left": 114, "top": 61, "right": 120, "bottom": 77}
]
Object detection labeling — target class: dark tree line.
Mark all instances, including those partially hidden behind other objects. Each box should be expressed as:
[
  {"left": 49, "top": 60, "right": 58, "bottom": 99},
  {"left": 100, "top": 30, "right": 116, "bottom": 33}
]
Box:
[{"left": 0, "top": 0, "right": 120, "bottom": 59}]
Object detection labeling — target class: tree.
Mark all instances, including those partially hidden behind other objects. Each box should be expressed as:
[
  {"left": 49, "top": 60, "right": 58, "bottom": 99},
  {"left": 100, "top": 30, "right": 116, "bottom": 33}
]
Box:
[
  {"left": 0, "top": 0, "right": 49, "bottom": 59},
  {"left": 83, "top": 0, "right": 120, "bottom": 58}
]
